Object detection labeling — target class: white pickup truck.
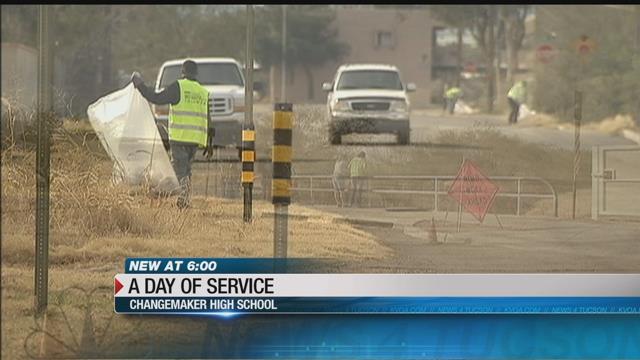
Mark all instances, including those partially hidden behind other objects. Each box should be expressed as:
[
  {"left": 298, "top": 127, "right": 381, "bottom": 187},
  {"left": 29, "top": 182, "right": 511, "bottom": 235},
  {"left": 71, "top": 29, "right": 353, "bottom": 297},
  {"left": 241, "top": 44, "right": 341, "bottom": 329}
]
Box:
[
  {"left": 323, "top": 63, "right": 415, "bottom": 145},
  {"left": 152, "top": 57, "right": 246, "bottom": 151}
]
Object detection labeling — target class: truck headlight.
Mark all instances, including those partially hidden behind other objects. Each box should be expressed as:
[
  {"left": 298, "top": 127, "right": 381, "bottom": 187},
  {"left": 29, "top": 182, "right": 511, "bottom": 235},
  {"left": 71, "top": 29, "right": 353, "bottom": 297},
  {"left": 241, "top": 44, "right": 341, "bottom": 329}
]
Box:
[
  {"left": 390, "top": 100, "right": 408, "bottom": 112},
  {"left": 332, "top": 99, "right": 350, "bottom": 112}
]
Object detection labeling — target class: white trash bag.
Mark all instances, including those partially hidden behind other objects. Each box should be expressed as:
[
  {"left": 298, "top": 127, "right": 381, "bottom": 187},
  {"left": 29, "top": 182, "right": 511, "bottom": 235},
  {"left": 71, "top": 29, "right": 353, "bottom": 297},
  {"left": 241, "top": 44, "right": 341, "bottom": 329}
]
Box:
[
  {"left": 454, "top": 100, "right": 475, "bottom": 115},
  {"left": 518, "top": 104, "right": 536, "bottom": 121},
  {"left": 87, "top": 83, "right": 179, "bottom": 193}
]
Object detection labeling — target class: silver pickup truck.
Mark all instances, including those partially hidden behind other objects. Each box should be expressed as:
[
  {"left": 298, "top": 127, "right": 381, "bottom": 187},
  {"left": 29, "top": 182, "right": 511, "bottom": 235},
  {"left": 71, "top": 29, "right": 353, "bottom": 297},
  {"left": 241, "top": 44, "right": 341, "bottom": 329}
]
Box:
[{"left": 323, "top": 63, "right": 415, "bottom": 145}]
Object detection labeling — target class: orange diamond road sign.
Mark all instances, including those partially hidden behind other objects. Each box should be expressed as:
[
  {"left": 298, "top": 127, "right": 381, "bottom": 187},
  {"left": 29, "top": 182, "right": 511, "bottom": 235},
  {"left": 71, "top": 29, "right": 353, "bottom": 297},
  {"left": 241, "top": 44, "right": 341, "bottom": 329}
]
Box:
[
  {"left": 447, "top": 160, "right": 500, "bottom": 223},
  {"left": 575, "top": 35, "right": 596, "bottom": 56}
]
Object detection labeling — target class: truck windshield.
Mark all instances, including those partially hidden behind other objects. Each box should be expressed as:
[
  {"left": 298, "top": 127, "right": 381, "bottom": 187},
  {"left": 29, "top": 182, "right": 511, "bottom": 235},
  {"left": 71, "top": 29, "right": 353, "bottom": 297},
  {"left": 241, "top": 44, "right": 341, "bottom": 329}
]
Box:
[
  {"left": 159, "top": 63, "right": 244, "bottom": 88},
  {"left": 336, "top": 70, "right": 403, "bottom": 90}
]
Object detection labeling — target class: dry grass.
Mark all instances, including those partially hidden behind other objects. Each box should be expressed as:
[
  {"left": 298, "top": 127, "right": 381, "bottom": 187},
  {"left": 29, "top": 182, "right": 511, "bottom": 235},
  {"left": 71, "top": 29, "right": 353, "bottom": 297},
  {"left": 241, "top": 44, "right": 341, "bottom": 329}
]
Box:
[
  {"left": 518, "top": 112, "right": 561, "bottom": 128},
  {"left": 519, "top": 112, "right": 638, "bottom": 137},
  {"left": 1, "top": 120, "right": 391, "bottom": 359},
  {"left": 583, "top": 114, "right": 638, "bottom": 135}
]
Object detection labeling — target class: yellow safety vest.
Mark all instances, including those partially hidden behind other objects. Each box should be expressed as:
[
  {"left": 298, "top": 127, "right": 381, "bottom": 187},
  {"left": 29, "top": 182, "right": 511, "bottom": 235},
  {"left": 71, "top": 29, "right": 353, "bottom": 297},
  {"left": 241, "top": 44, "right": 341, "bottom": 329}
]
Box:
[
  {"left": 508, "top": 82, "right": 526, "bottom": 104},
  {"left": 169, "top": 79, "right": 209, "bottom": 147},
  {"left": 445, "top": 87, "right": 462, "bottom": 99},
  {"left": 349, "top": 157, "right": 366, "bottom": 177}
]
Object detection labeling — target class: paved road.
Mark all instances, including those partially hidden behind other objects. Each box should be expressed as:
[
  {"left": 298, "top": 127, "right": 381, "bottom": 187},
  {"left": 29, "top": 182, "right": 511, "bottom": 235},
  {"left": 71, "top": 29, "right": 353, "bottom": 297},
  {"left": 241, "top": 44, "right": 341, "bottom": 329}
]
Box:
[
  {"left": 253, "top": 104, "right": 636, "bottom": 149},
  {"left": 410, "top": 109, "right": 636, "bottom": 150},
  {"left": 311, "top": 205, "right": 640, "bottom": 273}
]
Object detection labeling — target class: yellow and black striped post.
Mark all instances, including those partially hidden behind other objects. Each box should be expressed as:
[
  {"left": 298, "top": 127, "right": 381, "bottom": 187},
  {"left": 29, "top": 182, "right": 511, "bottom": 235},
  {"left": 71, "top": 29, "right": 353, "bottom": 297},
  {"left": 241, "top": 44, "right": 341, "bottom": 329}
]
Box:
[
  {"left": 272, "top": 103, "right": 293, "bottom": 258},
  {"left": 242, "top": 126, "right": 255, "bottom": 222}
]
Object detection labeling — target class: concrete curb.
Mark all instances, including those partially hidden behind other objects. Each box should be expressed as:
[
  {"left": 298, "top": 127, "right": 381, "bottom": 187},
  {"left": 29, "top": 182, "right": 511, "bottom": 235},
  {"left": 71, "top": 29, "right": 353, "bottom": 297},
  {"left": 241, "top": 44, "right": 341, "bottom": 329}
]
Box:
[
  {"left": 332, "top": 218, "right": 395, "bottom": 228},
  {"left": 260, "top": 212, "right": 398, "bottom": 228},
  {"left": 622, "top": 129, "right": 640, "bottom": 145},
  {"left": 260, "top": 212, "right": 310, "bottom": 221}
]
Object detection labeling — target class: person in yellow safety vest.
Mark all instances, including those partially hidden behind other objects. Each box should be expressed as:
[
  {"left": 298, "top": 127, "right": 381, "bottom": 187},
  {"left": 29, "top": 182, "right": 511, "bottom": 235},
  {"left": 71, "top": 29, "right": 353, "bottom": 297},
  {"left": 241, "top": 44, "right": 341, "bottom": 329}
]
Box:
[
  {"left": 507, "top": 80, "right": 527, "bottom": 125},
  {"left": 132, "top": 60, "right": 214, "bottom": 209},
  {"left": 441, "top": 83, "right": 450, "bottom": 115},
  {"left": 444, "top": 85, "right": 463, "bottom": 115},
  {"left": 348, "top": 151, "right": 367, "bottom": 208}
]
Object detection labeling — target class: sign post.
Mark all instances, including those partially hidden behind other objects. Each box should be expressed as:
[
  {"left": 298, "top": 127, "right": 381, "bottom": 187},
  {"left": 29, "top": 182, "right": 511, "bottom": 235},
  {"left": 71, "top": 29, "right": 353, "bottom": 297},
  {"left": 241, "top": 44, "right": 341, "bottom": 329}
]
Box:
[
  {"left": 569, "top": 35, "right": 590, "bottom": 220},
  {"left": 572, "top": 91, "right": 583, "bottom": 220},
  {"left": 35, "top": 4, "right": 53, "bottom": 316}
]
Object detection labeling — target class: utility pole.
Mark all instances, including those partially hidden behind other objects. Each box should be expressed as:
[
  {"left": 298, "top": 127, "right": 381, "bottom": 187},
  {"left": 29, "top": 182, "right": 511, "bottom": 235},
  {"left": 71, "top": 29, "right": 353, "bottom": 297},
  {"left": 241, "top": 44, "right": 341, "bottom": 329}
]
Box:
[
  {"left": 242, "top": 5, "right": 255, "bottom": 223},
  {"left": 495, "top": 6, "right": 503, "bottom": 112},
  {"left": 35, "top": 4, "right": 53, "bottom": 316},
  {"left": 280, "top": 4, "right": 287, "bottom": 102},
  {"left": 635, "top": 5, "right": 640, "bottom": 126}
]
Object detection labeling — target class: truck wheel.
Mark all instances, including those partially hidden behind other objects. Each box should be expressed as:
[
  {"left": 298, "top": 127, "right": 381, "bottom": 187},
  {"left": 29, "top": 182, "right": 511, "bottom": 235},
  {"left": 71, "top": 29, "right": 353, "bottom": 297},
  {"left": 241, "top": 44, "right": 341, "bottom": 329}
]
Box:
[
  {"left": 329, "top": 130, "right": 342, "bottom": 145},
  {"left": 397, "top": 129, "right": 410, "bottom": 145}
]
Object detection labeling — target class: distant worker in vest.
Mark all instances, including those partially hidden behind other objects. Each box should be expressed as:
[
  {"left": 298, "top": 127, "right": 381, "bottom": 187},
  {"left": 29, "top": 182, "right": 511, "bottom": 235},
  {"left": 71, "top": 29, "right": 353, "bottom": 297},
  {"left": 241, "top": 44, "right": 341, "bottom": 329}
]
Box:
[
  {"left": 332, "top": 153, "right": 349, "bottom": 208},
  {"left": 507, "top": 80, "right": 527, "bottom": 125},
  {"left": 444, "top": 85, "right": 463, "bottom": 115},
  {"left": 441, "top": 83, "right": 450, "bottom": 115},
  {"left": 131, "top": 60, "right": 214, "bottom": 209},
  {"left": 348, "top": 151, "right": 367, "bottom": 208}
]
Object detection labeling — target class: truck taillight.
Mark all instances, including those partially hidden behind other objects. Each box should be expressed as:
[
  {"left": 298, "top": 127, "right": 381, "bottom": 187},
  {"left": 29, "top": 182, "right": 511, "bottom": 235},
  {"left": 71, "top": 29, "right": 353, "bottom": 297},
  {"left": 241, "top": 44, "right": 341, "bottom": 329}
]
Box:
[{"left": 154, "top": 105, "right": 169, "bottom": 117}]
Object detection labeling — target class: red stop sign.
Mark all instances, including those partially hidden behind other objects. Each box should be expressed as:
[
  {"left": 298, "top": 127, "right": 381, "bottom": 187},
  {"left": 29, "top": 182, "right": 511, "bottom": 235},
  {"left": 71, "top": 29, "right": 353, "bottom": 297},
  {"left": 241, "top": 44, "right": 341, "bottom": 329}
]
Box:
[{"left": 536, "top": 44, "right": 555, "bottom": 64}]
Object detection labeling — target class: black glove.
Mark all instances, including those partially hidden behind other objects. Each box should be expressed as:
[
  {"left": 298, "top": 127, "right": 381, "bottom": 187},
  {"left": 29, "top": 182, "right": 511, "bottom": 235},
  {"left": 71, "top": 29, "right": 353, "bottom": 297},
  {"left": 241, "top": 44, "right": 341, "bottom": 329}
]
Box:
[
  {"left": 202, "top": 128, "right": 215, "bottom": 158},
  {"left": 203, "top": 145, "right": 213, "bottom": 159},
  {"left": 131, "top": 72, "right": 144, "bottom": 88}
]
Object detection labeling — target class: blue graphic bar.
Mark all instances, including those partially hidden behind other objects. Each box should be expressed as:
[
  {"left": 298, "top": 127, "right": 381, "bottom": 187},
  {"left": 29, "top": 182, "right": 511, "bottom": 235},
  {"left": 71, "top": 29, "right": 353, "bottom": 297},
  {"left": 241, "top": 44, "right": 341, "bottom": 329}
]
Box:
[
  {"left": 115, "top": 296, "right": 640, "bottom": 314},
  {"left": 124, "top": 258, "right": 323, "bottom": 274}
]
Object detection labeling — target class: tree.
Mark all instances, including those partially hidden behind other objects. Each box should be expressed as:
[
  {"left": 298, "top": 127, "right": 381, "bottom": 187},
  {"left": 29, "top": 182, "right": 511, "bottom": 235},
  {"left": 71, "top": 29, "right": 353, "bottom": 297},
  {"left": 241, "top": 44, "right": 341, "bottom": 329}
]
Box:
[
  {"left": 255, "top": 5, "right": 349, "bottom": 101},
  {"left": 533, "top": 5, "right": 637, "bottom": 122},
  {"left": 431, "top": 5, "right": 504, "bottom": 112},
  {"left": 502, "top": 5, "right": 530, "bottom": 88},
  {"left": 1, "top": 5, "right": 38, "bottom": 46},
  {"left": 635, "top": 5, "right": 640, "bottom": 125},
  {"left": 468, "top": 6, "right": 499, "bottom": 113},
  {"left": 429, "top": 5, "right": 476, "bottom": 87}
]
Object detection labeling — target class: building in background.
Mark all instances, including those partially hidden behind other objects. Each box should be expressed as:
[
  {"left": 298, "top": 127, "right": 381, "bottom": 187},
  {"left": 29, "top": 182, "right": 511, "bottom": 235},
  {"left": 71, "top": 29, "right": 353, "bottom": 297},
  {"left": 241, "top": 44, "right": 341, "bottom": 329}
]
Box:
[
  {"left": 1, "top": 42, "right": 66, "bottom": 114},
  {"left": 270, "top": 7, "right": 435, "bottom": 107}
]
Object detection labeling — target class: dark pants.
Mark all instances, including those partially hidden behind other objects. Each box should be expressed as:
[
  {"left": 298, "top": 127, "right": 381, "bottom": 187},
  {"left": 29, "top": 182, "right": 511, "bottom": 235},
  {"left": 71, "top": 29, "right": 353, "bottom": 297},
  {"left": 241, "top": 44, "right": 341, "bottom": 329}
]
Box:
[
  {"left": 349, "top": 177, "right": 365, "bottom": 207},
  {"left": 447, "top": 98, "right": 458, "bottom": 114},
  {"left": 508, "top": 98, "right": 521, "bottom": 124},
  {"left": 170, "top": 142, "right": 198, "bottom": 208}
]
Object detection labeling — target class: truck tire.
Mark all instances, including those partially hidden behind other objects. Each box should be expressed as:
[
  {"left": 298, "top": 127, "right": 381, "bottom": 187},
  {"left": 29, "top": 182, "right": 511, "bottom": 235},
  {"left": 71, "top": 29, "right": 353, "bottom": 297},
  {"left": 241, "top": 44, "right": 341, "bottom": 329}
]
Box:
[{"left": 397, "top": 129, "right": 410, "bottom": 145}]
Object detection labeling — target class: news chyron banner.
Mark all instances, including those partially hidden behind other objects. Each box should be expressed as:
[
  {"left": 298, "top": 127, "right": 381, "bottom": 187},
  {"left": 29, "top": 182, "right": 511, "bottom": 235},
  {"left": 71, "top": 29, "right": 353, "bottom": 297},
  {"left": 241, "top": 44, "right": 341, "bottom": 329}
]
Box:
[{"left": 115, "top": 258, "right": 640, "bottom": 315}]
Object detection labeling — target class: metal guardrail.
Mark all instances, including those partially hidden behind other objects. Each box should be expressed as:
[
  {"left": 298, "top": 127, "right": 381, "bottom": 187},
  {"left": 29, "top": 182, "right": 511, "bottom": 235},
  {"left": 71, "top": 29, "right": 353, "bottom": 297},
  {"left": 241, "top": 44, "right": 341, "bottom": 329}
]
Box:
[{"left": 291, "top": 175, "right": 558, "bottom": 217}]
